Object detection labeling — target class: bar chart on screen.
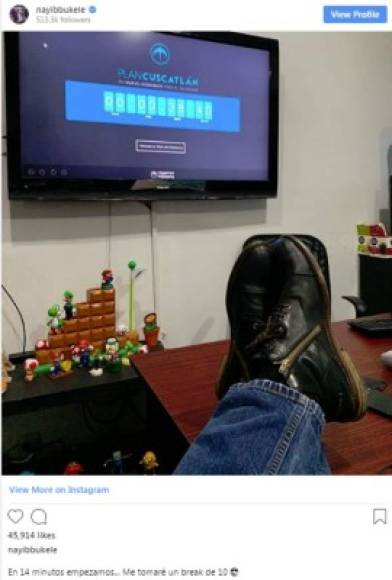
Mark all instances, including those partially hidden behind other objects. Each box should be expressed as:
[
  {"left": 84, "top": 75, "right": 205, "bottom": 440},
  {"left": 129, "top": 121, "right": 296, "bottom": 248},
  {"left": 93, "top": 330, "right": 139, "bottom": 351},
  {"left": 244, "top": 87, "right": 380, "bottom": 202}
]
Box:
[{"left": 65, "top": 81, "right": 241, "bottom": 132}]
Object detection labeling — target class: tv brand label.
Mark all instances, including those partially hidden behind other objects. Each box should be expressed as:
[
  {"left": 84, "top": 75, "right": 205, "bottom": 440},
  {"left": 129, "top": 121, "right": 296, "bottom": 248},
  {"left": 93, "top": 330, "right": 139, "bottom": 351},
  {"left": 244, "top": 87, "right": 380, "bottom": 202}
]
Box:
[
  {"left": 65, "top": 80, "right": 241, "bottom": 133},
  {"left": 151, "top": 170, "right": 176, "bottom": 180},
  {"left": 323, "top": 5, "right": 388, "bottom": 23}
]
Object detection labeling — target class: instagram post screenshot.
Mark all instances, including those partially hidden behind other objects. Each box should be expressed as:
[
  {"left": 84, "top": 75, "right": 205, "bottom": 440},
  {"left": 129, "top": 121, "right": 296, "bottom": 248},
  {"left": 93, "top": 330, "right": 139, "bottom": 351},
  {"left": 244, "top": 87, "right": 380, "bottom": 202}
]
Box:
[{"left": 1, "top": 2, "right": 391, "bottom": 579}]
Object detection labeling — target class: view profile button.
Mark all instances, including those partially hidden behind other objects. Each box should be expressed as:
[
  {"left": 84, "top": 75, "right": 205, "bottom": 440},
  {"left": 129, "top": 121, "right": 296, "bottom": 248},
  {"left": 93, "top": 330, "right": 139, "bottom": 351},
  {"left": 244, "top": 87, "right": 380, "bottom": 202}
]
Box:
[{"left": 324, "top": 5, "right": 388, "bottom": 23}]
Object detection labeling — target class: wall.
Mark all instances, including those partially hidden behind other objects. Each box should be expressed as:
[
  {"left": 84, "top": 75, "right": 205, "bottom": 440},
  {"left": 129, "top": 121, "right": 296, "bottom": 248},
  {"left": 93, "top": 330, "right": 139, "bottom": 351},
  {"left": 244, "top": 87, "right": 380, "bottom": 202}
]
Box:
[{"left": 2, "top": 32, "right": 392, "bottom": 353}]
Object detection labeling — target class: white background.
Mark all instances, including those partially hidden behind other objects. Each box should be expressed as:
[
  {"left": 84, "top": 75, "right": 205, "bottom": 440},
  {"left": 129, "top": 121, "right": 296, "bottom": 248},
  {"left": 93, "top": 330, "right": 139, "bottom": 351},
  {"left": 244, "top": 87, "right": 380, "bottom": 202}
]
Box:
[{"left": 2, "top": 477, "right": 391, "bottom": 580}]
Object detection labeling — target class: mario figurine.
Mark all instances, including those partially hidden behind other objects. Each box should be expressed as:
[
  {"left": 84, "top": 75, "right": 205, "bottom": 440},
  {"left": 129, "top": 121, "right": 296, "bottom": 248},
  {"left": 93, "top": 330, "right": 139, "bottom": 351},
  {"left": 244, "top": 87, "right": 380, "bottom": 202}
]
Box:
[
  {"left": 101, "top": 269, "right": 114, "bottom": 289},
  {"left": 50, "top": 352, "right": 63, "bottom": 378},
  {"left": 79, "top": 340, "right": 92, "bottom": 368}
]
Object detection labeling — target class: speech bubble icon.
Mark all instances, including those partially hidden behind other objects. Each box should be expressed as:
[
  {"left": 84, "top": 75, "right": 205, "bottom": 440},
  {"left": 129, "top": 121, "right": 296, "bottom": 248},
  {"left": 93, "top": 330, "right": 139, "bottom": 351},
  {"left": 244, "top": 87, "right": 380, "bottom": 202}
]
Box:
[
  {"left": 373, "top": 508, "right": 387, "bottom": 525},
  {"left": 31, "top": 509, "right": 47, "bottom": 525},
  {"left": 7, "top": 509, "right": 24, "bottom": 524}
]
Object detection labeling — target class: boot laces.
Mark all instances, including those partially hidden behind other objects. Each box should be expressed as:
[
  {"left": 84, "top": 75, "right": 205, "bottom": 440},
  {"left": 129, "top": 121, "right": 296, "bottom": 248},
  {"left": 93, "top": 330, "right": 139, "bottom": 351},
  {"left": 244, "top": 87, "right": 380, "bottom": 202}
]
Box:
[{"left": 246, "top": 303, "right": 290, "bottom": 353}]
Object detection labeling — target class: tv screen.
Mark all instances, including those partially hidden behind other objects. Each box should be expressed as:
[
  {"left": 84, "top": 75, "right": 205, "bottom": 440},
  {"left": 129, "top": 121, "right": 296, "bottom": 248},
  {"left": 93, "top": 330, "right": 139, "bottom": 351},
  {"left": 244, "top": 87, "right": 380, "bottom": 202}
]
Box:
[{"left": 5, "top": 32, "right": 279, "bottom": 200}]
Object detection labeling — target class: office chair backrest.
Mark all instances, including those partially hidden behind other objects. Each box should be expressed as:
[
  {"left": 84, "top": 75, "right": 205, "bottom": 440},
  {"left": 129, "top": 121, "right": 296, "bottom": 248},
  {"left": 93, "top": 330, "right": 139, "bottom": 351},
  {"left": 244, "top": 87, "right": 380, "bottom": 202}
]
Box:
[{"left": 243, "top": 234, "right": 332, "bottom": 296}]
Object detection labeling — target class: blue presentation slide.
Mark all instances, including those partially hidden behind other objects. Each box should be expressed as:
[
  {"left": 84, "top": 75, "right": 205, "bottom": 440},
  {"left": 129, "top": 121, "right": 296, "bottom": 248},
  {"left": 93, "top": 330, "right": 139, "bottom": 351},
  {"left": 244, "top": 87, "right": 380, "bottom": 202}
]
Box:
[{"left": 65, "top": 81, "right": 241, "bottom": 133}]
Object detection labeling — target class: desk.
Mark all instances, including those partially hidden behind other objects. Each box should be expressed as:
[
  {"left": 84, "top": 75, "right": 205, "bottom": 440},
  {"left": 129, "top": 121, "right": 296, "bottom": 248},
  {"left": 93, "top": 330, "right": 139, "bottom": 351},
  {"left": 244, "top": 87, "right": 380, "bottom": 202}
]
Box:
[
  {"left": 2, "top": 364, "right": 143, "bottom": 417},
  {"left": 133, "top": 319, "right": 392, "bottom": 475}
]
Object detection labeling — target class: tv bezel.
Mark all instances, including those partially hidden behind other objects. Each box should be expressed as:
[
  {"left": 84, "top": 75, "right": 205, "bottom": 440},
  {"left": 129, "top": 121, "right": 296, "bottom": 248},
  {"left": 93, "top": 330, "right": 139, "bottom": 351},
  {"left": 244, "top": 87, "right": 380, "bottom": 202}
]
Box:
[{"left": 5, "top": 31, "right": 279, "bottom": 201}]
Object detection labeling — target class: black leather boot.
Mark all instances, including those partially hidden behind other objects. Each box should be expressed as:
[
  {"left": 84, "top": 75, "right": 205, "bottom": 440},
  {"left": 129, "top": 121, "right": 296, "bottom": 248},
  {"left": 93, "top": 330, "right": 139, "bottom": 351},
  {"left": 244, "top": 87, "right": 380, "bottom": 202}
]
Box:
[
  {"left": 245, "top": 236, "right": 367, "bottom": 422},
  {"left": 216, "top": 240, "right": 282, "bottom": 399}
]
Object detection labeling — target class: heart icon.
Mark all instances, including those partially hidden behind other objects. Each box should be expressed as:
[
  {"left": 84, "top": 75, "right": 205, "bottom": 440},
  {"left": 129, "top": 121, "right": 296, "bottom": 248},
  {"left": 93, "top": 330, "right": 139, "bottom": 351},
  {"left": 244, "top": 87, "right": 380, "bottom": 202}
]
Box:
[{"left": 7, "top": 509, "right": 24, "bottom": 524}]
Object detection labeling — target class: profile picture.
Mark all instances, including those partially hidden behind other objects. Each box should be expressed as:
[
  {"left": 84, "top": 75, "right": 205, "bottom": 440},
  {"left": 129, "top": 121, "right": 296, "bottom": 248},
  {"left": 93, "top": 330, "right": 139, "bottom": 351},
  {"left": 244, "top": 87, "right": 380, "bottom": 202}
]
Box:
[{"left": 9, "top": 4, "right": 29, "bottom": 24}]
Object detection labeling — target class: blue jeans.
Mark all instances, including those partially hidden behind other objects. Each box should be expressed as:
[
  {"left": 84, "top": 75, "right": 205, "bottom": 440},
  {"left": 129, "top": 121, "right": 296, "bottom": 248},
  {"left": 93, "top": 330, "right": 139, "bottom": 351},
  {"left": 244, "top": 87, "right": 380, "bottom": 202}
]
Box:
[{"left": 174, "top": 380, "right": 331, "bottom": 475}]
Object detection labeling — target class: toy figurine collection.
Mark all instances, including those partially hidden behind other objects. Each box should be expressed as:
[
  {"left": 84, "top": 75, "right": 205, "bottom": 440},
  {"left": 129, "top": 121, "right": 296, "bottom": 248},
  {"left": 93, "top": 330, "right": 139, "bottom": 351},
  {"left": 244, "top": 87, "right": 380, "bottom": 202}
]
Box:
[{"left": 25, "top": 267, "right": 158, "bottom": 382}]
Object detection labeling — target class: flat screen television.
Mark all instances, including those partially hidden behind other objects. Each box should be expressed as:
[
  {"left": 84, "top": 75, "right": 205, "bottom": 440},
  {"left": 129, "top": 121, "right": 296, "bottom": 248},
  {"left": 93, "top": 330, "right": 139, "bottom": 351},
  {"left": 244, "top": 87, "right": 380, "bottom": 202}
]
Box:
[{"left": 5, "top": 31, "right": 279, "bottom": 201}]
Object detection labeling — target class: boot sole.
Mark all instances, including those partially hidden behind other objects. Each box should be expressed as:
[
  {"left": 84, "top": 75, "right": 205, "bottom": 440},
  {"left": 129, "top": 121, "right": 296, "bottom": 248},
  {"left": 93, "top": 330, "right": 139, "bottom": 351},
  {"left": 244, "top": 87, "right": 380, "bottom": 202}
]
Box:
[{"left": 285, "top": 236, "right": 367, "bottom": 421}]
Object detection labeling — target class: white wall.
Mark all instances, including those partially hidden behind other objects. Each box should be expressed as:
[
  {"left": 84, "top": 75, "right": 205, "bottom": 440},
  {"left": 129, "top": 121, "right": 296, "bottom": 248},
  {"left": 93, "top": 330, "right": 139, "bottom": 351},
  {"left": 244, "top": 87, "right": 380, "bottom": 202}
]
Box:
[{"left": 2, "top": 32, "right": 392, "bottom": 353}]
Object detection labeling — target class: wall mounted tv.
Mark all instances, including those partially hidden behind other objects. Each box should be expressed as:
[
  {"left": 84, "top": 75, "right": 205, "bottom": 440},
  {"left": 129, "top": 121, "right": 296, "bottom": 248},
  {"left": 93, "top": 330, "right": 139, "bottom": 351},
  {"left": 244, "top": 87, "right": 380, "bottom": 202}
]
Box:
[{"left": 5, "top": 31, "right": 279, "bottom": 201}]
